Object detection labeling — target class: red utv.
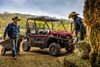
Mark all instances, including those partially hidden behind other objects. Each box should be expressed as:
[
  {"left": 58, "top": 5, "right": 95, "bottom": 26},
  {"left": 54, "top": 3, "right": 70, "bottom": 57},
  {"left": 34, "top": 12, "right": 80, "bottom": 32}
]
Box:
[{"left": 22, "top": 16, "right": 75, "bottom": 56}]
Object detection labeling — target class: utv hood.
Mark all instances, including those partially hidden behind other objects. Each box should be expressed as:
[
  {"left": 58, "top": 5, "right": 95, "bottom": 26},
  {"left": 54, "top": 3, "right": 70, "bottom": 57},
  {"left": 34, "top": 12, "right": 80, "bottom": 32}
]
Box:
[{"left": 48, "top": 31, "right": 72, "bottom": 38}]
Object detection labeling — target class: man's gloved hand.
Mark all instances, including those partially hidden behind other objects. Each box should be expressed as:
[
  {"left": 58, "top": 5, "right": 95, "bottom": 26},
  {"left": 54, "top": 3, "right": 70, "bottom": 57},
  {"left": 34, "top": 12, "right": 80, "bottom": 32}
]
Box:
[
  {"left": 77, "top": 32, "right": 81, "bottom": 38},
  {"left": 3, "top": 35, "right": 6, "bottom": 40}
]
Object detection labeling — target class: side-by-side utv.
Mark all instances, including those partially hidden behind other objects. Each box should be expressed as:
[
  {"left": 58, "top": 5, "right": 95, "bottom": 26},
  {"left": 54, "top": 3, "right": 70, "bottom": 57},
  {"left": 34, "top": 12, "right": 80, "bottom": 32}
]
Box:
[{"left": 22, "top": 16, "right": 75, "bottom": 56}]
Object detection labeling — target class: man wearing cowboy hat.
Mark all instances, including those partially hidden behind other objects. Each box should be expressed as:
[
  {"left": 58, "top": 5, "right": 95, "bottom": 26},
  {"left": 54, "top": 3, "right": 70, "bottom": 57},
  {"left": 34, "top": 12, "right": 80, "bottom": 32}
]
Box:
[
  {"left": 68, "top": 12, "right": 86, "bottom": 48},
  {"left": 3, "top": 16, "right": 20, "bottom": 59}
]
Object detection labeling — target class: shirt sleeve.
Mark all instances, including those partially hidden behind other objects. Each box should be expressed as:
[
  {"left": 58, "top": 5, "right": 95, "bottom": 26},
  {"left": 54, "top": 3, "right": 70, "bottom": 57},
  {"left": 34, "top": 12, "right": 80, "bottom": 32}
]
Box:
[
  {"left": 4, "top": 24, "right": 11, "bottom": 37},
  {"left": 77, "top": 19, "right": 83, "bottom": 32}
]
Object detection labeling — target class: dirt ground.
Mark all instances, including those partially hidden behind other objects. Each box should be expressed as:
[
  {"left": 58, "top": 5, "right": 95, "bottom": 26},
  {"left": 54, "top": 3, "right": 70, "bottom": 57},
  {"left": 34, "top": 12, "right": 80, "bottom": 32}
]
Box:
[{"left": 0, "top": 42, "right": 70, "bottom": 67}]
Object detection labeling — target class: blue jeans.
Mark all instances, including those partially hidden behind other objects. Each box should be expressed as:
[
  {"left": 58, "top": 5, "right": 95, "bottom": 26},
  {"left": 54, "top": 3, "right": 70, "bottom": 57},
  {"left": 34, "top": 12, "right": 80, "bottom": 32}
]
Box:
[
  {"left": 10, "top": 38, "right": 18, "bottom": 57},
  {"left": 75, "top": 35, "right": 80, "bottom": 48}
]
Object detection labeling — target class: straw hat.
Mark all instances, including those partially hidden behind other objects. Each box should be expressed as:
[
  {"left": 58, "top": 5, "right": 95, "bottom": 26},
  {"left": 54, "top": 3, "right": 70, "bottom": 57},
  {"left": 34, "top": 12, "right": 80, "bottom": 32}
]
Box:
[
  {"left": 12, "top": 16, "right": 20, "bottom": 21},
  {"left": 68, "top": 12, "right": 79, "bottom": 18}
]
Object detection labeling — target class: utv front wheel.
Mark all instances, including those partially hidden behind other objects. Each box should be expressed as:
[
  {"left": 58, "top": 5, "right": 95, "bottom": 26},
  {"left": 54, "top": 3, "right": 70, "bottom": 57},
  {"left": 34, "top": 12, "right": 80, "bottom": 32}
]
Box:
[
  {"left": 49, "top": 43, "right": 61, "bottom": 56},
  {"left": 65, "top": 44, "right": 75, "bottom": 53},
  {"left": 22, "top": 40, "right": 31, "bottom": 51}
]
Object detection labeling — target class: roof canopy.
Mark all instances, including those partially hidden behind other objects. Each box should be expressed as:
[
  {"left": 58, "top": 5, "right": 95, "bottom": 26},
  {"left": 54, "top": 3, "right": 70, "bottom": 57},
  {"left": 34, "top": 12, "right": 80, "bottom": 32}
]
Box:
[{"left": 27, "top": 16, "right": 60, "bottom": 22}]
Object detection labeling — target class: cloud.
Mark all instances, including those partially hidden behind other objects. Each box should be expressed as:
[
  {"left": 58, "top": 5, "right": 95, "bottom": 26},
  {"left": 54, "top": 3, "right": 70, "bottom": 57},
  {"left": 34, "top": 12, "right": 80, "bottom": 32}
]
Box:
[
  {"left": 7, "top": 0, "right": 27, "bottom": 4},
  {"left": 13, "top": 0, "right": 26, "bottom": 3},
  {"left": 0, "top": 0, "right": 84, "bottom": 19}
]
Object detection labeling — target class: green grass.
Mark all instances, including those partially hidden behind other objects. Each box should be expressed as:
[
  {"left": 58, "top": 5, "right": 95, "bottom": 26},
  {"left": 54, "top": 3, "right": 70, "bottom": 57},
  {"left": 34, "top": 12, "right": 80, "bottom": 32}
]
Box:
[{"left": 20, "top": 29, "right": 26, "bottom": 35}]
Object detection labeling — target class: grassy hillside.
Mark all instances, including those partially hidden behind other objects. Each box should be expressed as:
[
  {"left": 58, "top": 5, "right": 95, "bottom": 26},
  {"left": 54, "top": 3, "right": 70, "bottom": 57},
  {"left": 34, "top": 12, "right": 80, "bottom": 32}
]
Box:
[
  {"left": 0, "top": 13, "right": 70, "bottom": 28},
  {"left": 0, "top": 13, "right": 36, "bottom": 28}
]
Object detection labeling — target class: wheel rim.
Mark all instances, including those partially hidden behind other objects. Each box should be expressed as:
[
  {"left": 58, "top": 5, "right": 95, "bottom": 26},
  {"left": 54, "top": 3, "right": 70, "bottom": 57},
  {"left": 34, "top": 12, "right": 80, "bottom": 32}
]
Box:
[
  {"left": 22, "top": 41, "right": 28, "bottom": 50},
  {"left": 50, "top": 45, "right": 57, "bottom": 55}
]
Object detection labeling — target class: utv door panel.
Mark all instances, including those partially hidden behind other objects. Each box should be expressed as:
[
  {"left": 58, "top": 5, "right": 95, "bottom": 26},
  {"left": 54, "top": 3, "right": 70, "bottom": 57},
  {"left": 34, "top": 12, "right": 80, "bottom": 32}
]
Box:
[{"left": 29, "top": 34, "right": 47, "bottom": 48}]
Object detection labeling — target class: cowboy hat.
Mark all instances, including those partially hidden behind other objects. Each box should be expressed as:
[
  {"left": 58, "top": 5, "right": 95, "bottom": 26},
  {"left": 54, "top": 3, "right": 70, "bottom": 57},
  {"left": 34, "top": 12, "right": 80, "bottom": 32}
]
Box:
[
  {"left": 12, "top": 16, "right": 20, "bottom": 21},
  {"left": 68, "top": 12, "right": 79, "bottom": 19}
]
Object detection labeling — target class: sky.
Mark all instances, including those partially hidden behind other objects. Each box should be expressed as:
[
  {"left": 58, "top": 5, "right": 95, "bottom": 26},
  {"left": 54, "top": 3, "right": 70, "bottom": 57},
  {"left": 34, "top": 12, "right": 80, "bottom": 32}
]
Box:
[{"left": 0, "top": 0, "right": 85, "bottom": 19}]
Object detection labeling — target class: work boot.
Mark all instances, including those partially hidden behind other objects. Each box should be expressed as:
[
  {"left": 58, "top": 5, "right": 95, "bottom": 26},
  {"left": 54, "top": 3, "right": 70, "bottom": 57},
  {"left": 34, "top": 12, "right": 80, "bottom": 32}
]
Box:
[{"left": 13, "top": 56, "right": 17, "bottom": 60}]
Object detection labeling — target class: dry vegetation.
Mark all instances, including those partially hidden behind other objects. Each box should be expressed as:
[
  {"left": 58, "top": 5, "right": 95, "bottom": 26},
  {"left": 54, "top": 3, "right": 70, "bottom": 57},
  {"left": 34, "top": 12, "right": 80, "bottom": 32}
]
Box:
[
  {"left": 84, "top": 0, "right": 100, "bottom": 66},
  {"left": 63, "top": 40, "right": 91, "bottom": 67},
  {"left": 0, "top": 48, "right": 63, "bottom": 67}
]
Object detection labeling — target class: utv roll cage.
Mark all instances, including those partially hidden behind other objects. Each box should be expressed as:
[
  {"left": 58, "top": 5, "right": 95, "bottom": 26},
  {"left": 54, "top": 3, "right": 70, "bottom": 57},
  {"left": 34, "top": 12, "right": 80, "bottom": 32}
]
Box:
[{"left": 26, "top": 16, "right": 67, "bottom": 32}]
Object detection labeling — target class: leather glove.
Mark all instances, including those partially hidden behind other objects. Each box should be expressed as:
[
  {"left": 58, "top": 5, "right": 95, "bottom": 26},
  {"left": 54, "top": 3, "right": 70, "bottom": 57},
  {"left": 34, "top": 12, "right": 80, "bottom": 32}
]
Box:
[
  {"left": 3, "top": 35, "right": 6, "bottom": 40},
  {"left": 77, "top": 32, "right": 81, "bottom": 39}
]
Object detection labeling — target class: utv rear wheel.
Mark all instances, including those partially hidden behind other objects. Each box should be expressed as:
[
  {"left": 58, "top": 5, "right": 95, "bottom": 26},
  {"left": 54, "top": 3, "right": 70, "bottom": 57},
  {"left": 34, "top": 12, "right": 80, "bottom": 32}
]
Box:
[
  {"left": 49, "top": 43, "right": 61, "bottom": 56},
  {"left": 65, "top": 44, "right": 75, "bottom": 53},
  {"left": 22, "top": 40, "right": 31, "bottom": 51}
]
